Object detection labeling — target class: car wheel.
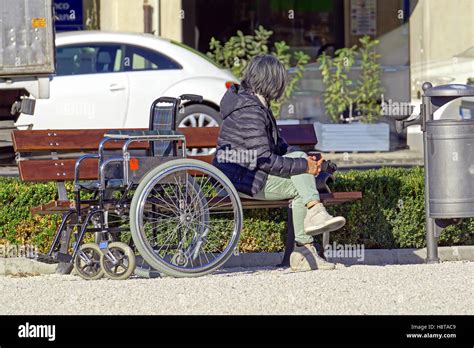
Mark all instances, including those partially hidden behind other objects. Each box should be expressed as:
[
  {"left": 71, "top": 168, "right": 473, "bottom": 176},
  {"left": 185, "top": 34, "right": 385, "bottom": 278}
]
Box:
[{"left": 177, "top": 104, "right": 221, "bottom": 156}]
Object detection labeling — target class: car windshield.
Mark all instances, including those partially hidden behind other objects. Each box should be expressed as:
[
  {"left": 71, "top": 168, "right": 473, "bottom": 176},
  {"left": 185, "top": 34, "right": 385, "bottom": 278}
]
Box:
[{"left": 171, "top": 40, "right": 222, "bottom": 68}]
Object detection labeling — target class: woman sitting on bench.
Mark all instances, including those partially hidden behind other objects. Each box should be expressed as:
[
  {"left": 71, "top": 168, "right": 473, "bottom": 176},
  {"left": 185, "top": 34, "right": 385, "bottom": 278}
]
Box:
[{"left": 213, "top": 54, "right": 346, "bottom": 272}]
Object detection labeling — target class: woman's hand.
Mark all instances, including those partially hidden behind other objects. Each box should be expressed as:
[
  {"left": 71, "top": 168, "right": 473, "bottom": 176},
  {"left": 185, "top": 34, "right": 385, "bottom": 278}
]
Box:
[{"left": 306, "top": 156, "right": 324, "bottom": 175}]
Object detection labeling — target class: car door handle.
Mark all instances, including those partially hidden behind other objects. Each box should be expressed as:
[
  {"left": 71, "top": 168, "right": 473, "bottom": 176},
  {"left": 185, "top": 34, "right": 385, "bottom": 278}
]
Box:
[{"left": 109, "top": 83, "right": 126, "bottom": 91}]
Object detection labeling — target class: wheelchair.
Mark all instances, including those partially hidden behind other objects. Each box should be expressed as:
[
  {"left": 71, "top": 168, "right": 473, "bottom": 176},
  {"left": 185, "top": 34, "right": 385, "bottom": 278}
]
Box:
[{"left": 37, "top": 94, "right": 243, "bottom": 280}]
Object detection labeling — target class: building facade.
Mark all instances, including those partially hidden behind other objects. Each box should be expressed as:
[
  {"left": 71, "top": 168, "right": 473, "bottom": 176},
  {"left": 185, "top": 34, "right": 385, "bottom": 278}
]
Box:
[{"left": 64, "top": 0, "right": 473, "bottom": 120}]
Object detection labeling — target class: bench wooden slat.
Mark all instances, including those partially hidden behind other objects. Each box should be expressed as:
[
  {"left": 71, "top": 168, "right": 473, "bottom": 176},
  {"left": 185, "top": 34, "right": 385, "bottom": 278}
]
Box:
[
  {"left": 180, "top": 124, "right": 317, "bottom": 148},
  {"left": 178, "top": 127, "right": 218, "bottom": 148},
  {"left": 278, "top": 124, "right": 317, "bottom": 146},
  {"left": 30, "top": 200, "right": 74, "bottom": 215},
  {"left": 12, "top": 125, "right": 316, "bottom": 152},
  {"left": 210, "top": 192, "right": 362, "bottom": 209},
  {"left": 18, "top": 155, "right": 215, "bottom": 181},
  {"left": 18, "top": 158, "right": 98, "bottom": 181},
  {"left": 12, "top": 129, "right": 152, "bottom": 152},
  {"left": 30, "top": 192, "right": 363, "bottom": 215},
  {"left": 13, "top": 125, "right": 317, "bottom": 182},
  {"left": 13, "top": 128, "right": 192, "bottom": 152}
]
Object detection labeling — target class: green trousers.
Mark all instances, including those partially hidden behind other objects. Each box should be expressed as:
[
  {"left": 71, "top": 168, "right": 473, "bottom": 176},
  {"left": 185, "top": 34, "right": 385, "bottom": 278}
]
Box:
[{"left": 239, "top": 151, "right": 319, "bottom": 245}]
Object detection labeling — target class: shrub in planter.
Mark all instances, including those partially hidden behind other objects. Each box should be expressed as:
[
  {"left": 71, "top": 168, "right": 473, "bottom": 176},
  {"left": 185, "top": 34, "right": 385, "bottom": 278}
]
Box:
[
  {"left": 317, "top": 46, "right": 356, "bottom": 123},
  {"left": 316, "top": 36, "right": 389, "bottom": 152},
  {"left": 318, "top": 35, "right": 383, "bottom": 124}
]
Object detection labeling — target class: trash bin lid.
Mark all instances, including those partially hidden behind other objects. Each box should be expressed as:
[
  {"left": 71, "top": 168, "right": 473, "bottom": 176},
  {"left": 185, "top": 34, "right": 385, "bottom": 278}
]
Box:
[{"left": 424, "top": 83, "right": 474, "bottom": 97}]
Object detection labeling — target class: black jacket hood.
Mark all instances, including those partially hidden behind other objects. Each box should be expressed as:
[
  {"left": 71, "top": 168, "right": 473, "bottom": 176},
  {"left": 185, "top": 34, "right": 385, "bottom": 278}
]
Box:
[{"left": 220, "top": 84, "right": 265, "bottom": 119}]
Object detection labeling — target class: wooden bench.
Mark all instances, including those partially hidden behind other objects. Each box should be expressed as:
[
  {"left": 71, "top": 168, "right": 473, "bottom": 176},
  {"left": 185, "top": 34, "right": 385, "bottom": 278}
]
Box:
[{"left": 12, "top": 124, "right": 362, "bottom": 266}]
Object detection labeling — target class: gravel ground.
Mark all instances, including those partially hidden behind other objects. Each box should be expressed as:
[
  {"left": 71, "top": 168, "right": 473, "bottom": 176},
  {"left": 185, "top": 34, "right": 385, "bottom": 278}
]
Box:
[{"left": 0, "top": 261, "right": 472, "bottom": 315}]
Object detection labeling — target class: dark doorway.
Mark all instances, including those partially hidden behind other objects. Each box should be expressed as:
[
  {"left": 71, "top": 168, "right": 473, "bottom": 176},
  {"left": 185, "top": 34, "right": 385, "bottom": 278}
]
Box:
[{"left": 194, "top": 0, "right": 345, "bottom": 61}]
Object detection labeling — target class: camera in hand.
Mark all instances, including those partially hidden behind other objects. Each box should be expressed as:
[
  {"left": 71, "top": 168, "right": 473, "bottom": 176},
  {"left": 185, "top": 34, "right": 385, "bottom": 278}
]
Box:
[
  {"left": 320, "top": 159, "right": 337, "bottom": 174},
  {"left": 307, "top": 151, "right": 338, "bottom": 174}
]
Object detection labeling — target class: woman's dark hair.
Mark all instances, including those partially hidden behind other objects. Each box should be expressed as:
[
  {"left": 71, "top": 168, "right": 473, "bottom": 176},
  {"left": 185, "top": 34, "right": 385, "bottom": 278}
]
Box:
[{"left": 241, "top": 54, "right": 288, "bottom": 102}]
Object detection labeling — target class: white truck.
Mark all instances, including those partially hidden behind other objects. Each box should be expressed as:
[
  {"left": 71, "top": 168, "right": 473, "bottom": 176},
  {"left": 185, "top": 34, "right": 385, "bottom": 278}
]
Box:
[{"left": 0, "top": 0, "right": 55, "bottom": 162}]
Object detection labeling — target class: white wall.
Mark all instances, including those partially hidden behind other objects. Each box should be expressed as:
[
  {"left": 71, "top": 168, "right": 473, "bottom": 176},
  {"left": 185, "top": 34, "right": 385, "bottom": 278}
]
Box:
[{"left": 99, "top": 0, "right": 162, "bottom": 35}]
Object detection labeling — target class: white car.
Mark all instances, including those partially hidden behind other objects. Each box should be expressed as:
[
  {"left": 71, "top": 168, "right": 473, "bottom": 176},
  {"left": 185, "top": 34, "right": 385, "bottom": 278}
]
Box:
[
  {"left": 406, "top": 46, "right": 474, "bottom": 151},
  {"left": 410, "top": 46, "right": 474, "bottom": 121},
  {"left": 16, "top": 31, "right": 238, "bottom": 130}
]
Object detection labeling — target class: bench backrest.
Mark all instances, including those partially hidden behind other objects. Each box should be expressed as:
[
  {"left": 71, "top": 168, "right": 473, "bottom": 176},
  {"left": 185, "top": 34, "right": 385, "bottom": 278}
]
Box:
[{"left": 12, "top": 124, "right": 317, "bottom": 182}]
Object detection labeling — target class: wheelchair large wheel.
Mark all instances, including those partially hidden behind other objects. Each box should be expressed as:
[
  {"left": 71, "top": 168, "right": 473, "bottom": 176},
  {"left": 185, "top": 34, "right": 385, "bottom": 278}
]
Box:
[{"left": 130, "top": 159, "right": 243, "bottom": 278}]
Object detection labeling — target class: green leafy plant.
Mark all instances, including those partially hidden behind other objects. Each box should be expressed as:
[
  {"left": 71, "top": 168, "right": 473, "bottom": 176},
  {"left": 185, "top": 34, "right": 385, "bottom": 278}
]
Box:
[
  {"left": 467, "top": 77, "right": 474, "bottom": 85},
  {"left": 207, "top": 26, "right": 310, "bottom": 117},
  {"left": 355, "top": 36, "right": 383, "bottom": 123},
  {"left": 318, "top": 46, "right": 357, "bottom": 123},
  {"left": 318, "top": 35, "right": 383, "bottom": 123}
]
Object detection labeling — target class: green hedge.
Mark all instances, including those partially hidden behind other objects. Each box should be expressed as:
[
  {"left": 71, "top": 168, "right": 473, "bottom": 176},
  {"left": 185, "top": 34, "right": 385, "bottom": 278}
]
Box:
[
  {"left": 327, "top": 167, "right": 473, "bottom": 248},
  {"left": 0, "top": 167, "right": 472, "bottom": 253}
]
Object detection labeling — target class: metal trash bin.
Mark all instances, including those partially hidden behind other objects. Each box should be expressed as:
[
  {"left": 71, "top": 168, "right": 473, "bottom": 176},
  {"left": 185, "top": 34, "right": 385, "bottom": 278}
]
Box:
[
  {"left": 426, "top": 119, "right": 474, "bottom": 218},
  {"left": 396, "top": 82, "right": 474, "bottom": 262}
]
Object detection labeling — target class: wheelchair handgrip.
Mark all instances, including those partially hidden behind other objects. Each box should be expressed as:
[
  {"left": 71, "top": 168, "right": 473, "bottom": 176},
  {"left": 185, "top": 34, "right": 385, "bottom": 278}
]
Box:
[
  {"left": 156, "top": 97, "right": 178, "bottom": 104},
  {"left": 180, "top": 94, "right": 203, "bottom": 103}
]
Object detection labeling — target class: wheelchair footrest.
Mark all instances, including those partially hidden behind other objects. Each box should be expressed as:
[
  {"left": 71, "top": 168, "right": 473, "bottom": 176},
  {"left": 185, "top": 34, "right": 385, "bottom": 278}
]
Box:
[
  {"left": 36, "top": 252, "right": 72, "bottom": 264},
  {"left": 36, "top": 253, "right": 60, "bottom": 264},
  {"left": 56, "top": 252, "right": 73, "bottom": 263}
]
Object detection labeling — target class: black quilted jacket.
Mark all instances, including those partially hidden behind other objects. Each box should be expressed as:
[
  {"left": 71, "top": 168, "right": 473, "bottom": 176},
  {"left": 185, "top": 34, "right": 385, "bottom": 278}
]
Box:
[{"left": 212, "top": 84, "right": 308, "bottom": 196}]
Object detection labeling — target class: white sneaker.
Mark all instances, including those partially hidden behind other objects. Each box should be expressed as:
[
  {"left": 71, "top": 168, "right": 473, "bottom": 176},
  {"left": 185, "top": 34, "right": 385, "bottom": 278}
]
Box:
[
  {"left": 304, "top": 203, "right": 346, "bottom": 236},
  {"left": 290, "top": 243, "right": 335, "bottom": 271}
]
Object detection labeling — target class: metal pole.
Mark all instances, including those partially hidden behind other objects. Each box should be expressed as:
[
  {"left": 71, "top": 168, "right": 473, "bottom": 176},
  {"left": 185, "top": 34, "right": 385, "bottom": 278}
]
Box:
[
  {"left": 426, "top": 218, "right": 439, "bottom": 263},
  {"left": 421, "top": 92, "right": 439, "bottom": 263},
  {"left": 278, "top": 202, "right": 294, "bottom": 267}
]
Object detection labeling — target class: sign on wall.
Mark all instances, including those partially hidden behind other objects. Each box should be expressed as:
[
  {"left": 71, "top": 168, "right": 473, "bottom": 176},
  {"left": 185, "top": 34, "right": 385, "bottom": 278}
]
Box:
[
  {"left": 54, "top": 0, "right": 84, "bottom": 31},
  {"left": 350, "top": 0, "right": 376, "bottom": 36}
]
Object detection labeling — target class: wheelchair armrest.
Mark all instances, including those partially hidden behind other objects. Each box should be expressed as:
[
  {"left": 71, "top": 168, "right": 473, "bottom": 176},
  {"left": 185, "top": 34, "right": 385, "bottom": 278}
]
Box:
[
  {"left": 98, "top": 156, "right": 125, "bottom": 190},
  {"left": 104, "top": 129, "right": 185, "bottom": 141},
  {"left": 74, "top": 154, "right": 99, "bottom": 188}
]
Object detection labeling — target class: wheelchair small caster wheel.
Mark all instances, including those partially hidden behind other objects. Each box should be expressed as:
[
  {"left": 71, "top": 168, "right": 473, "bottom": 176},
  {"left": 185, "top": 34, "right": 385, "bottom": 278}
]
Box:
[
  {"left": 74, "top": 243, "right": 104, "bottom": 280},
  {"left": 100, "top": 242, "right": 136, "bottom": 280}
]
